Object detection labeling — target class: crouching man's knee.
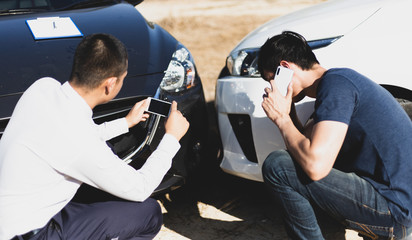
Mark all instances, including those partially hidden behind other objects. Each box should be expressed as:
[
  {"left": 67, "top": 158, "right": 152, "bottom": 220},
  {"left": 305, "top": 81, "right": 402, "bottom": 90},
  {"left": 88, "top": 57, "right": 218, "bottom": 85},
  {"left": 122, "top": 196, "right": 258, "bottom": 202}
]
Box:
[
  {"left": 140, "top": 198, "right": 163, "bottom": 237},
  {"left": 262, "top": 149, "right": 294, "bottom": 187},
  {"left": 123, "top": 198, "right": 163, "bottom": 239}
]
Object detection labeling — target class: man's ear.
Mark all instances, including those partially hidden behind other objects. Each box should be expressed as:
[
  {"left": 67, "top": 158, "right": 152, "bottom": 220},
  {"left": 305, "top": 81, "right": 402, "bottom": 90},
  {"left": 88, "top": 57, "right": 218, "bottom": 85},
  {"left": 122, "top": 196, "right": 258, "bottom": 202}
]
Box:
[
  {"left": 104, "top": 77, "right": 118, "bottom": 95},
  {"left": 280, "top": 60, "right": 290, "bottom": 68}
]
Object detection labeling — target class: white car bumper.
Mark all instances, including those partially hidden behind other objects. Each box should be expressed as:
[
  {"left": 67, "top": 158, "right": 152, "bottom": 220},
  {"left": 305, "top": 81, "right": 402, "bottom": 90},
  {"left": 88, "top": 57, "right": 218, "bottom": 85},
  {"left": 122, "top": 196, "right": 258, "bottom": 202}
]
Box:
[{"left": 216, "top": 76, "right": 314, "bottom": 182}]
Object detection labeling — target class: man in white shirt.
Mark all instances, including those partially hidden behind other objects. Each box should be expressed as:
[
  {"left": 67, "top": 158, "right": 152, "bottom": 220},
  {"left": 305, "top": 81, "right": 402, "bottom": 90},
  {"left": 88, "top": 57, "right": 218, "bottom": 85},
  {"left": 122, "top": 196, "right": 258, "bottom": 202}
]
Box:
[{"left": 0, "top": 33, "right": 189, "bottom": 240}]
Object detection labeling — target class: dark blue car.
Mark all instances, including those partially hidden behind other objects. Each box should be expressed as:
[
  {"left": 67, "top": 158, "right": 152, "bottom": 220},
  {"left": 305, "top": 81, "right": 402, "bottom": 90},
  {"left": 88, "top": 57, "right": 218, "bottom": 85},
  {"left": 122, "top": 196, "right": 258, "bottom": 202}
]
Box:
[{"left": 0, "top": 0, "right": 208, "bottom": 198}]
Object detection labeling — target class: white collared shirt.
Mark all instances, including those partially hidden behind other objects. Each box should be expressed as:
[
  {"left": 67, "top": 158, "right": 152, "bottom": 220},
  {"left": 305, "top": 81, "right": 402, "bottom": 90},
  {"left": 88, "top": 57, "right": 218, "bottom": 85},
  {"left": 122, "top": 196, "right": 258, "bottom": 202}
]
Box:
[{"left": 0, "top": 78, "right": 180, "bottom": 239}]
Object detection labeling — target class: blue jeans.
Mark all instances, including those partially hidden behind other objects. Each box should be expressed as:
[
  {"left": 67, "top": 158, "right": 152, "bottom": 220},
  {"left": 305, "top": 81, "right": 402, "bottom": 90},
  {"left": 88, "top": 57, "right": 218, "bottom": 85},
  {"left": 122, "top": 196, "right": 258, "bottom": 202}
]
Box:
[{"left": 262, "top": 150, "right": 411, "bottom": 240}]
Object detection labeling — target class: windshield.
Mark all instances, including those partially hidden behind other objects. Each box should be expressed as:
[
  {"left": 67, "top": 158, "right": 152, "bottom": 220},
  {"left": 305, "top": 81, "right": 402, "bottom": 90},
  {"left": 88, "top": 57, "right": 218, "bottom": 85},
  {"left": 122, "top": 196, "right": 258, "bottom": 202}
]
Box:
[{"left": 0, "top": 0, "right": 118, "bottom": 13}]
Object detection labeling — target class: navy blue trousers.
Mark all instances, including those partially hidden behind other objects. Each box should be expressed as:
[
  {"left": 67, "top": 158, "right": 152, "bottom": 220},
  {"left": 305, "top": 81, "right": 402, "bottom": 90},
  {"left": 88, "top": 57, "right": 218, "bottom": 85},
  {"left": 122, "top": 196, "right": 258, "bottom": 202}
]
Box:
[{"left": 30, "top": 198, "right": 162, "bottom": 240}]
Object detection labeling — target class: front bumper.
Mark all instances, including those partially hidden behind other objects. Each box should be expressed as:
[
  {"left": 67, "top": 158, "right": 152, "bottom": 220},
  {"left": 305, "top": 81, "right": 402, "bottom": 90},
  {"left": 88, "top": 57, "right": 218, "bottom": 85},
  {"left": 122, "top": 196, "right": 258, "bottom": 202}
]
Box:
[
  {"left": 92, "top": 81, "right": 208, "bottom": 196},
  {"left": 216, "top": 75, "right": 314, "bottom": 182},
  {"left": 153, "top": 82, "right": 209, "bottom": 193},
  {"left": 74, "top": 77, "right": 208, "bottom": 202}
]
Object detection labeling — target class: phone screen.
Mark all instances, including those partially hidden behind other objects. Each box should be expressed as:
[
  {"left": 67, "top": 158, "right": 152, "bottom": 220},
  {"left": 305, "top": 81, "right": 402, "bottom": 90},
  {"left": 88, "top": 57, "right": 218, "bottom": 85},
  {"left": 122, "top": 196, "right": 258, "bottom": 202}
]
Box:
[{"left": 147, "top": 98, "right": 171, "bottom": 117}]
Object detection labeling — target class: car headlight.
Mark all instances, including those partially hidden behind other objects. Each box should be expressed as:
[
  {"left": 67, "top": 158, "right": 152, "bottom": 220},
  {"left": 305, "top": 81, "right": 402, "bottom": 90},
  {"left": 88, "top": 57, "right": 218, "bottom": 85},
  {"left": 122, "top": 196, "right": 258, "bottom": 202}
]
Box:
[
  {"left": 160, "top": 45, "right": 196, "bottom": 92},
  {"left": 225, "top": 36, "right": 343, "bottom": 78},
  {"left": 307, "top": 36, "right": 342, "bottom": 50},
  {"left": 226, "top": 48, "right": 260, "bottom": 77}
]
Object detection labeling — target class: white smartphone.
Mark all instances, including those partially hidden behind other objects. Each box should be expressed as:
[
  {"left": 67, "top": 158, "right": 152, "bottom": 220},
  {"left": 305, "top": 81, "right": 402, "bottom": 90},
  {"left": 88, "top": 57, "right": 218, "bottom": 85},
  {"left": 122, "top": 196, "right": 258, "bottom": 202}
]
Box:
[
  {"left": 274, "top": 66, "right": 294, "bottom": 96},
  {"left": 145, "top": 97, "right": 172, "bottom": 117}
]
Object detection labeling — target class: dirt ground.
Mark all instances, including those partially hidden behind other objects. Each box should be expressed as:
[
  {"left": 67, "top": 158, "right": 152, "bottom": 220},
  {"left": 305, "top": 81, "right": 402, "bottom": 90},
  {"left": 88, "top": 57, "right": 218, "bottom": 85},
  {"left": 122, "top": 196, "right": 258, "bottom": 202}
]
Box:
[{"left": 136, "top": 1, "right": 362, "bottom": 239}]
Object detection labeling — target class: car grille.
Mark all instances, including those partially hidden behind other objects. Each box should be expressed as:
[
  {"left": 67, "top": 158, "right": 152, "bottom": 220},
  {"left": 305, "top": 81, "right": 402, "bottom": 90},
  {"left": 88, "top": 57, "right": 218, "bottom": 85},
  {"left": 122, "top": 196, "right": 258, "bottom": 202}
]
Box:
[
  {"left": 93, "top": 96, "right": 159, "bottom": 168},
  {"left": 0, "top": 118, "right": 9, "bottom": 139},
  {"left": 228, "top": 114, "right": 258, "bottom": 163}
]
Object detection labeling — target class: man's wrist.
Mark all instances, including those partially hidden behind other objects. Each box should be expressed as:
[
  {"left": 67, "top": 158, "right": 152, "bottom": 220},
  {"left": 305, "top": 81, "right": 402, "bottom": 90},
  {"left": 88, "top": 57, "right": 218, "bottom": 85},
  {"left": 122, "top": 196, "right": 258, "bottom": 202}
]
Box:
[
  {"left": 276, "top": 114, "right": 293, "bottom": 132},
  {"left": 125, "top": 114, "right": 137, "bottom": 129},
  {"left": 124, "top": 116, "right": 132, "bottom": 129}
]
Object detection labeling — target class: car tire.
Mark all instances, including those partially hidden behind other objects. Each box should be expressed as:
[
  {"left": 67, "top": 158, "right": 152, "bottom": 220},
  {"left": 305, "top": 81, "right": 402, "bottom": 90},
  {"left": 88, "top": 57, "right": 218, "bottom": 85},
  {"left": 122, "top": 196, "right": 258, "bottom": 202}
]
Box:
[{"left": 397, "top": 98, "right": 412, "bottom": 121}]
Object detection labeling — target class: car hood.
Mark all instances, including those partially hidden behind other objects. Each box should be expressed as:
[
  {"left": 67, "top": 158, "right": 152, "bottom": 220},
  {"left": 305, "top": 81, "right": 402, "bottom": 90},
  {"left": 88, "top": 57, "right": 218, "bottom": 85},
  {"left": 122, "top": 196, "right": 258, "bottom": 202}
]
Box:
[
  {"left": 232, "top": 0, "right": 387, "bottom": 52},
  {"left": 0, "top": 2, "right": 176, "bottom": 98}
]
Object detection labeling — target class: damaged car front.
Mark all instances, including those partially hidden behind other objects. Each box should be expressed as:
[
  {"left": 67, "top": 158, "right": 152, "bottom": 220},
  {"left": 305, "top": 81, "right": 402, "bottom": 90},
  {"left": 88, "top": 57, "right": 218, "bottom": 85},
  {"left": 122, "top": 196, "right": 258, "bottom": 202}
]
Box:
[{"left": 0, "top": 0, "right": 208, "bottom": 198}]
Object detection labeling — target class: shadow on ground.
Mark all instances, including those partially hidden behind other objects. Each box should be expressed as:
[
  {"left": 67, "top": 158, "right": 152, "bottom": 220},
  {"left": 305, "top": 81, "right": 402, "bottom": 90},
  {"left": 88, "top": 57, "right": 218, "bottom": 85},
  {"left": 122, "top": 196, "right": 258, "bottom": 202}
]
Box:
[{"left": 154, "top": 102, "right": 349, "bottom": 240}]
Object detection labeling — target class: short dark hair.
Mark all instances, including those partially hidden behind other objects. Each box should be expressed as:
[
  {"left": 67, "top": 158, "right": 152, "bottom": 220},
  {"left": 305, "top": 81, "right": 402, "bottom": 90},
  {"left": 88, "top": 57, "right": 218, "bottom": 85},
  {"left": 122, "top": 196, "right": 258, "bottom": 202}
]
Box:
[
  {"left": 257, "top": 31, "right": 319, "bottom": 76},
  {"left": 70, "top": 33, "right": 128, "bottom": 89}
]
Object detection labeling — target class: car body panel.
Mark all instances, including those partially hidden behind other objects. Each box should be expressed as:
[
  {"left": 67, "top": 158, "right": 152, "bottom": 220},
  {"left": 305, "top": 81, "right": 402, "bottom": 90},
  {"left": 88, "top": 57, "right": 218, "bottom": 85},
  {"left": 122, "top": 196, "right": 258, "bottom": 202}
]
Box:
[
  {"left": 0, "top": 3, "right": 174, "bottom": 95},
  {"left": 233, "top": 0, "right": 385, "bottom": 52},
  {"left": 314, "top": 0, "right": 412, "bottom": 90},
  {"left": 216, "top": 0, "right": 412, "bottom": 181},
  {"left": 0, "top": 1, "right": 208, "bottom": 196},
  {"left": 217, "top": 76, "right": 314, "bottom": 181}
]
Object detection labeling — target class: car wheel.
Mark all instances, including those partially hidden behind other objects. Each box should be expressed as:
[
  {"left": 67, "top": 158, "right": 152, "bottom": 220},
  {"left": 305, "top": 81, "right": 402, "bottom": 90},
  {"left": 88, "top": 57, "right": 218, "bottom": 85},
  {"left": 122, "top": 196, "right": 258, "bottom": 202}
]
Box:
[{"left": 397, "top": 98, "right": 412, "bottom": 121}]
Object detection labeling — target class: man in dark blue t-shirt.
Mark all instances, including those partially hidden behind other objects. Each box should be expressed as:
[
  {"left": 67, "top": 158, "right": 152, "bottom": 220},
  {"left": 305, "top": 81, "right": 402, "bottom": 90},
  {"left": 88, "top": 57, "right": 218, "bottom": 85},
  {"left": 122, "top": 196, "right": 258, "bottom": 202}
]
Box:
[{"left": 258, "top": 31, "right": 412, "bottom": 239}]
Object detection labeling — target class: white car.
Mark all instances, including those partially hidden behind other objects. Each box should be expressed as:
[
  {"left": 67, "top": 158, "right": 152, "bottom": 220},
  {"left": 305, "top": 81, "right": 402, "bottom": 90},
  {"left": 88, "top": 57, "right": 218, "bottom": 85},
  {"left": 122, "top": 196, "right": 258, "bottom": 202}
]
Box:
[{"left": 215, "top": 0, "right": 412, "bottom": 182}]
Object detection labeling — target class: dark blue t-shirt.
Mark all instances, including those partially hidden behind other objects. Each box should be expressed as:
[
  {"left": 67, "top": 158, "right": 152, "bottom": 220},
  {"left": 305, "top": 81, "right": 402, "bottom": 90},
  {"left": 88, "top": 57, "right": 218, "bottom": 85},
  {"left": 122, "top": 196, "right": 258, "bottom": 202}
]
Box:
[{"left": 314, "top": 68, "right": 412, "bottom": 226}]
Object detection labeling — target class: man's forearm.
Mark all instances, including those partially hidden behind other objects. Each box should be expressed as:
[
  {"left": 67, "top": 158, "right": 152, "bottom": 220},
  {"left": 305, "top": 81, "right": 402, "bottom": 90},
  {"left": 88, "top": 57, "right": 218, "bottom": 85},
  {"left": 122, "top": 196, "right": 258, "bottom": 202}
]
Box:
[
  {"left": 277, "top": 116, "right": 315, "bottom": 174},
  {"left": 289, "top": 103, "right": 304, "bottom": 133},
  {"left": 278, "top": 118, "right": 347, "bottom": 181}
]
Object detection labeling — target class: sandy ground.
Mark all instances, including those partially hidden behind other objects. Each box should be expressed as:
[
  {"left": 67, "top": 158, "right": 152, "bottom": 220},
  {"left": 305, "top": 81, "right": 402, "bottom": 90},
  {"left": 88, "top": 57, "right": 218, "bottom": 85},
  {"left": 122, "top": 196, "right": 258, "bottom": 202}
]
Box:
[{"left": 136, "top": 1, "right": 362, "bottom": 239}]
